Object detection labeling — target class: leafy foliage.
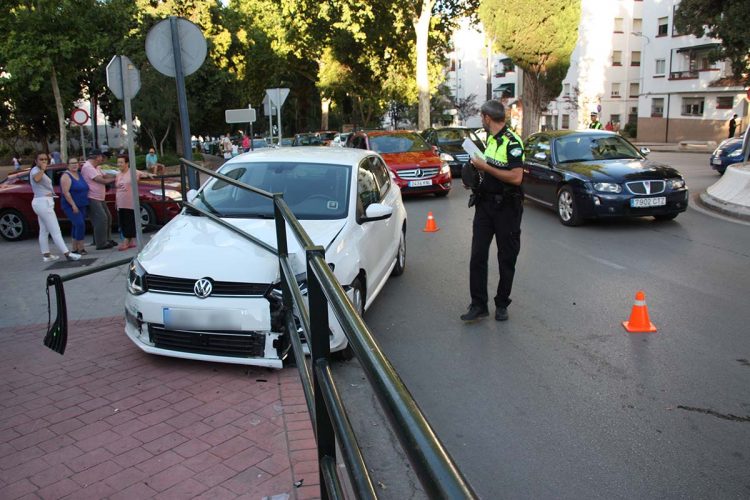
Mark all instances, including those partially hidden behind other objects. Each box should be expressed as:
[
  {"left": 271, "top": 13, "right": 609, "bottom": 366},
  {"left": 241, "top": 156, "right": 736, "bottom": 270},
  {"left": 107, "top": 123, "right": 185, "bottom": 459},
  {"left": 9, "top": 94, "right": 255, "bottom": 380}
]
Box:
[
  {"left": 673, "top": 0, "right": 749, "bottom": 85},
  {"left": 479, "top": 0, "right": 580, "bottom": 137}
]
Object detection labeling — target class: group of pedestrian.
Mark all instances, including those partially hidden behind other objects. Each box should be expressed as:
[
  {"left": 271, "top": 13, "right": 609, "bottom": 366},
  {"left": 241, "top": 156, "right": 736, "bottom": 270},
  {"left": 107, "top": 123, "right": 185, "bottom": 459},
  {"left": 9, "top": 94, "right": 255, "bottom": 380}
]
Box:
[{"left": 30, "top": 148, "right": 156, "bottom": 263}]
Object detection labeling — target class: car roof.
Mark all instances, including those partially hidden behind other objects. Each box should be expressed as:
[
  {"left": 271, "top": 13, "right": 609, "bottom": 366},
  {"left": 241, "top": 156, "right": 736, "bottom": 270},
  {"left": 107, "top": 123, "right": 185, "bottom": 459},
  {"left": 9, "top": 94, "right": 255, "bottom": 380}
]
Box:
[
  {"left": 537, "top": 129, "right": 621, "bottom": 139},
  {"left": 224, "top": 146, "right": 373, "bottom": 166},
  {"left": 362, "top": 130, "right": 419, "bottom": 137}
]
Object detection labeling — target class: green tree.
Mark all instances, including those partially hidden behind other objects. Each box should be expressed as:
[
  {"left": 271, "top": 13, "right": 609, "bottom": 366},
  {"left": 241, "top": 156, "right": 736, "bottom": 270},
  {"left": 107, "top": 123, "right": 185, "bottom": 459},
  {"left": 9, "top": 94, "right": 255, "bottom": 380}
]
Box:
[
  {"left": 406, "top": 0, "right": 479, "bottom": 129},
  {"left": 0, "top": 0, "right": 135, "bottom": 160},
  {"left": 673, "top": 0, "right": 749, "bottom": 85},
  {"left": 479, "top": 0, "right": 580, "bottom": 137}
]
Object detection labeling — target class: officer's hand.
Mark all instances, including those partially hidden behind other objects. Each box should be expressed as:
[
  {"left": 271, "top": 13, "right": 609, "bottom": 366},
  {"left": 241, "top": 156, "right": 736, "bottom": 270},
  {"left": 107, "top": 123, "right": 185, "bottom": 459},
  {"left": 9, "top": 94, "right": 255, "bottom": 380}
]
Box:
[{"left": 471, "top": 156, "right": 487, "bottom": 172}]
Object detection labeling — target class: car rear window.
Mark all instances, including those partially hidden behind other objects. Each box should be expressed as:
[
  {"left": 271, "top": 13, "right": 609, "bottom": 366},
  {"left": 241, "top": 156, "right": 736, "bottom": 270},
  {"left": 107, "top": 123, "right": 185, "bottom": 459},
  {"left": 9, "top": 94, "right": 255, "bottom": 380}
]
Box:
[{"left": 369, "top": 133, "right": 431, "bottom": 153}]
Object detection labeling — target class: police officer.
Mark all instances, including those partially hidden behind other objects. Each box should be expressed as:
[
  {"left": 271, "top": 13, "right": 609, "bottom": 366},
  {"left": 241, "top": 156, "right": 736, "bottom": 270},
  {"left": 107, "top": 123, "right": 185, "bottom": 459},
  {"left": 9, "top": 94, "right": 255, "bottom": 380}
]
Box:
[
  {"left": 589, "top": 111, "right": 603, "bottom": 129},
  {"left": 461, "top": 100, "right": 524, "bottom": 322}
]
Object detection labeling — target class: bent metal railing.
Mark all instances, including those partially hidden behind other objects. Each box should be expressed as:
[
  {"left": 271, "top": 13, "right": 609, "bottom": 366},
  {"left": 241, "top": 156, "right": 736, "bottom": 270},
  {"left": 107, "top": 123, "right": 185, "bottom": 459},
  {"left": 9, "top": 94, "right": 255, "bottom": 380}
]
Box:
[{"left": 44, "top": 157, "right": 477, "bottom": 499}]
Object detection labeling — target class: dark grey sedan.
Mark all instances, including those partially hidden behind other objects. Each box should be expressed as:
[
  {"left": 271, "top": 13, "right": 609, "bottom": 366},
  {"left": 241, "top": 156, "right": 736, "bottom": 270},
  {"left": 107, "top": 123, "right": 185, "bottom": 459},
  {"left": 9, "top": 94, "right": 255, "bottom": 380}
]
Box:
[{"left": 522, "top": 130, "right": 689, "bottom": 226}]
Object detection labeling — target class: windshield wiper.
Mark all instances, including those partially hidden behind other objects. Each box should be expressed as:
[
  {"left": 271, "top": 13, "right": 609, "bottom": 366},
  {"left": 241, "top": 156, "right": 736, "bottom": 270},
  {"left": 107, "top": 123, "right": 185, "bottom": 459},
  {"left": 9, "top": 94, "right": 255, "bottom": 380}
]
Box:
[{"left": 224, "top": 212, "right": 274, "bottom": 219}]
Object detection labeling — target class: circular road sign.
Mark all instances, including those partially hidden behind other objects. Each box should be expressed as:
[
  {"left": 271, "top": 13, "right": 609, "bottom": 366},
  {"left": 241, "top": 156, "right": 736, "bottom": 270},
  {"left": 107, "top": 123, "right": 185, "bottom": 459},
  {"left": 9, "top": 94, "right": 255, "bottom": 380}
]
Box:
[
  {"left": 70, "top": 108, "right": 89, "bottom": 126},
  {"left": 146, "top": 17, "right": 207, "bottom": 78}
]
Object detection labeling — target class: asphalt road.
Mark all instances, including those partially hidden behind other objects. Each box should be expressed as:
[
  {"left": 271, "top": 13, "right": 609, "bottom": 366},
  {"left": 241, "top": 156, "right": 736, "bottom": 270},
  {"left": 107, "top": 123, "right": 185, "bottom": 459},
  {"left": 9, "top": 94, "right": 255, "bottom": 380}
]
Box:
[
  {"left": 2, "top": 152, "right": 748, "bottom": 498},
  {"left": 337, "top": 151, "right": 750, "bottom": 498}
]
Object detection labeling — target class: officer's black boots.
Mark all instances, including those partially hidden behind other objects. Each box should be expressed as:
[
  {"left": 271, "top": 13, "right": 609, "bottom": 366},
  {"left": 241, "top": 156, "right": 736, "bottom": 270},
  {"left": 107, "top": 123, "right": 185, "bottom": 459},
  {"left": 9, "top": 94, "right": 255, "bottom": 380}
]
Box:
[
  {"left": 495, "top": 307, "right": 509, "bottom": 321},
  {"left": 460, "top": 305, "right": 489, "bottom": 321}
]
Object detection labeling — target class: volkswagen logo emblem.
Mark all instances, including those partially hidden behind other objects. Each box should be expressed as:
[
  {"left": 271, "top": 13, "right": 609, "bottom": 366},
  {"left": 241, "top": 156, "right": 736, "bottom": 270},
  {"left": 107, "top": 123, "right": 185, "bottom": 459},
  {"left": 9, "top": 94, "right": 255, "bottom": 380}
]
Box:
[{"left": 194, "top": 278, "right": 213, "bottom": 299}]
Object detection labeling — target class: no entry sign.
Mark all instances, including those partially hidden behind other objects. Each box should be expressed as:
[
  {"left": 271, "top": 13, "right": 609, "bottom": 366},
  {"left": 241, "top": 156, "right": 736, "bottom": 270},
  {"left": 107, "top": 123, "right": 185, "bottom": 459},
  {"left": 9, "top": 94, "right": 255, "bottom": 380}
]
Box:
[{"left": 70, "top": 108, "right": 89, "bottom": 125}]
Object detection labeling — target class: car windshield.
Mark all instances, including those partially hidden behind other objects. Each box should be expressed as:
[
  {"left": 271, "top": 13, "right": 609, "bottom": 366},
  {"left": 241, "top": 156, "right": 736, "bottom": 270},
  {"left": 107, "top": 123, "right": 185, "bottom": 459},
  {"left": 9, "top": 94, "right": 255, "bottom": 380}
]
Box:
[
  {"left": 555, "top": 135, "right": 642, "bottom": 163},
  {"left": 436, "top": 129, "right": 481, "bottom": 145},
  {"left": 319, "top": 132, "right": 337, "bottom": 141},
  {"left": 370, "top": 133, "right": 431, "bottom": 153},
  {"left": 192, "top": 161, "right": 351, "bottom": 220}
]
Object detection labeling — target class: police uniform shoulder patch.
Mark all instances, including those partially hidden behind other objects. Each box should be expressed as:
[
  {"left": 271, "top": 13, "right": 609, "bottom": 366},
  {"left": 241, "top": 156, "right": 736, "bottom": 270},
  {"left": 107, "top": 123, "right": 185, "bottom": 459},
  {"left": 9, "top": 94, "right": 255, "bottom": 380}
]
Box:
[{"left": 509, "top": 147, "right": 523, "bottom": 157}]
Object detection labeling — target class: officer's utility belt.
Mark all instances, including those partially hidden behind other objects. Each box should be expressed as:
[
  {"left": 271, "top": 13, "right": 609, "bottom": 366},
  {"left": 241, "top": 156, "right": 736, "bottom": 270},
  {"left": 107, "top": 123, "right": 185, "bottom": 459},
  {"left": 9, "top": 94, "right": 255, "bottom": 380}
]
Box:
[{"left": 469, "top": 187, "right": 522, "bottom": 207}]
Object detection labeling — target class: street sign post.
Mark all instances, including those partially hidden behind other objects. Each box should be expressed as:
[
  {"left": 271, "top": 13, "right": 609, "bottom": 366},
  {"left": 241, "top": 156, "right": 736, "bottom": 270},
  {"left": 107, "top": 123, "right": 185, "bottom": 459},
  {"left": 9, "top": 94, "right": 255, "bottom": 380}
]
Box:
[
  {"left": 266, "top": 88, "right": 289, "bottom": 145},
  {"left": 146, "top": 17, "right": 207, "bottom": 188},
  {"left": 70, "top": 108, "right": 89, "bottom": 160},
  {"left": 106, "top": 55, "right": 144, "bottom": 249}
]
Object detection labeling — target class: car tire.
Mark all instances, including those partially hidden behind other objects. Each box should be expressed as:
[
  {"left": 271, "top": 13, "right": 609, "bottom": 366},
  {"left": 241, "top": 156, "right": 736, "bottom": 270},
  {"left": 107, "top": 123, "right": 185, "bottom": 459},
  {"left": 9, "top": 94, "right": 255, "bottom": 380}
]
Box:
[
  {"left": 653, "top": 213, "right": 678, "bottom": 222},
  {"left": 333, "top": 277, "right": 364, "bottom": 361},
  {"left": 0, "top": 209, "right": 29, "bottom": 241},
  {"left": 557, "top": 186, "right": 583, "bottom": 227},
  {"left": 139, "top": 204, "right": 156, "bottom": 229},
  {"left": 391, "top": 226, "right": 406, "bottom": 277}
]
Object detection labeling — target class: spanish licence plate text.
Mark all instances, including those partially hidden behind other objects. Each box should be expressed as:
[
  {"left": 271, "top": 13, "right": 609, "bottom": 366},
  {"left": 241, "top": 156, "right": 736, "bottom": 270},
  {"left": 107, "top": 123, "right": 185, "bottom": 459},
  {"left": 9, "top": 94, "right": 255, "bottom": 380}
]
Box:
[
  {"left": 408, "top": 179, "right": 432, "bottom": 187},
  {"left": 631, "top": 197, "right": 666, "bottom": 208}
]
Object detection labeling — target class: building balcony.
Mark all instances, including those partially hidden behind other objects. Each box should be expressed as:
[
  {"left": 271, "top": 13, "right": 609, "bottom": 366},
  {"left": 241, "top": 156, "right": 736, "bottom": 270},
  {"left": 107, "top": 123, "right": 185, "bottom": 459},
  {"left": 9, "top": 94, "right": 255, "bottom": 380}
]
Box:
[{"left": 669, "top": 70, "right": 699, "bottom": 80}]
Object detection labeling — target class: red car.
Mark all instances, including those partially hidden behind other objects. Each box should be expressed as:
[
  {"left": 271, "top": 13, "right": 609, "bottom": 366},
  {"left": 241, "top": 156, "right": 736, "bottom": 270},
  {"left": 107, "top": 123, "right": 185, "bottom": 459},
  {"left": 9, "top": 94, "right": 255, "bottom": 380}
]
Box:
[
  {"left": 347, "top": 130, "right": 451, "bottom": 197},
  {"left": 0, "top": 165, "right": 182, "bottom": 241}
]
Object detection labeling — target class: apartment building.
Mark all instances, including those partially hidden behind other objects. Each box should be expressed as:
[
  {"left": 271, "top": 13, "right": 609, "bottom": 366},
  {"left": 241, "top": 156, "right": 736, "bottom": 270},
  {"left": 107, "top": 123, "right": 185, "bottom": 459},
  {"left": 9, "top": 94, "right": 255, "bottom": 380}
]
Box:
[
  {"left": 547, "top": 0, "right": 745, "bottom": 143},
  {"left": 445, "top": 18, "right": 523, "bottom": 129},
  {"left": 636, "top": 1, "right": 746, "bottom": 143}
]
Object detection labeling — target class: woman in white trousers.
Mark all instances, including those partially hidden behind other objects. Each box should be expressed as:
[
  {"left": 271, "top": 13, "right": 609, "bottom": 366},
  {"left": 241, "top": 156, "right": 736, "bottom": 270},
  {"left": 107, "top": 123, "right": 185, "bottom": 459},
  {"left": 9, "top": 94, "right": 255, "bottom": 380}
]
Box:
[{"left": 30, "top": 152, "right": 81, "bottom": 262}]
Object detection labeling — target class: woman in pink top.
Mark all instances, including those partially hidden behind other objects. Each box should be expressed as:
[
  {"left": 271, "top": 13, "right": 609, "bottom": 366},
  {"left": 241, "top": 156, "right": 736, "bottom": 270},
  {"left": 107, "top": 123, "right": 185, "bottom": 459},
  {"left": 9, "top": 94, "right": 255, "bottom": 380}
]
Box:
[{"left": 114, "top": 155, "right": 152, "bottom": 250}]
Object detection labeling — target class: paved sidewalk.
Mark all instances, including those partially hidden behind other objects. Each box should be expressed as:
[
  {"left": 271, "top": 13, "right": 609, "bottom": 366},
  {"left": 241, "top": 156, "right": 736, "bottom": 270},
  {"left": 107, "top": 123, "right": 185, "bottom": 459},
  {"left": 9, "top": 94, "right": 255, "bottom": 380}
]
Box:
[{"left": 0, "top": 317, "right": 320, "bottom": 499}]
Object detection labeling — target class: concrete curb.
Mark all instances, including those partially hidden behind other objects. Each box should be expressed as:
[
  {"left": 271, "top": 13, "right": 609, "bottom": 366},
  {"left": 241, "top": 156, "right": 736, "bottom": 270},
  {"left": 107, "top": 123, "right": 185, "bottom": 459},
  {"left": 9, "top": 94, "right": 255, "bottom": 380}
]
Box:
[{"left": 698, "top": 191, "right": 750, "bottom": 222}]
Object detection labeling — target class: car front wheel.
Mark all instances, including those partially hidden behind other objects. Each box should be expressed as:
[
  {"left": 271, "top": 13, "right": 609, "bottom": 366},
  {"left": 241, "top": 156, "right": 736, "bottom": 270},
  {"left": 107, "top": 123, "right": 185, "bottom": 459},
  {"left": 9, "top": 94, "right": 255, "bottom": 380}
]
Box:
[
  {"left": 333, "top": 277, "right": 363, "bottom": 361},
  {"left": 0, "top": 209, "right": 29, "bottom": 241},
  {"left": 557, "top": 186, "right": 583, "bottom": 226},
  {"left": 391, "top": 226, "right": 406, "bottom": 276}
]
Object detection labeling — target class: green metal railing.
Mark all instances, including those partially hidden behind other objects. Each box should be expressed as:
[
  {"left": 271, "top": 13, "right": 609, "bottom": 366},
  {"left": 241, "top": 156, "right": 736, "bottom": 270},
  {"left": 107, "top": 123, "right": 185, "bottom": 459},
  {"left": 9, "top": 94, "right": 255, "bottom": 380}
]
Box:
[{"left": 44, "top": 157, "right": 477, "bottom": 499}]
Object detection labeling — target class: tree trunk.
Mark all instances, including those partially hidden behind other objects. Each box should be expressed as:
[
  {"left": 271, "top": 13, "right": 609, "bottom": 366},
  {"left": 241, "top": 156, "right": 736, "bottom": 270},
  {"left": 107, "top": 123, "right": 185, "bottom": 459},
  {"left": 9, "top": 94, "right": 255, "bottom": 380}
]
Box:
[
  {"left": 160, "top": 122, "right": 171, "bottom": 157},
  {"left": 321, "top": 97, "right": 331, "bottom": 130},
  {"left": 414, "top": 0, "right": 434, "bottom": 130},
  {"left": 50, "top": 65, "right": 67, "bottom": 162},
  {"left": 520, "top": 72, "right": 543, "bottom": 139}
]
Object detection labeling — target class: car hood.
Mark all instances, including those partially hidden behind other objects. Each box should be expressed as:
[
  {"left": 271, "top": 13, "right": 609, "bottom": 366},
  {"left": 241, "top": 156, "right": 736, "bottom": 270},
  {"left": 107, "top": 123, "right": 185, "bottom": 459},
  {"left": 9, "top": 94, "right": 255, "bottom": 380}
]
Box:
[
  {"left": 380, "top": 150, "right": 441, "bottom": 170},
  {"left": 138, "top": 214, "right": 346, "bottom": 283},
  {"left": 561, "top": 159, "right": 682, "bottom": 182}
]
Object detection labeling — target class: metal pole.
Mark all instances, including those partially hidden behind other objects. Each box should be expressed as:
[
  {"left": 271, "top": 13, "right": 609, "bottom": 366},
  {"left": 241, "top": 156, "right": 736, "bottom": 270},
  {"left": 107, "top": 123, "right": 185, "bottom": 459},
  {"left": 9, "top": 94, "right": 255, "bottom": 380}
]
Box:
[
  {"left": 120, "top": 56, "right": 144, "bottom": 249},
  {"left": 170, "top": 16, "right": 197, "bottom": 189},
  {"left": 248, "top": 105, "right": 254, "bottom": 151},
  {"left": 80, "top": 126, "right": 86, "bottom": 160},
  {"left": 276, "top": 89, "right": 283, "bottom": 145},
  {"left": 268, "top": 105, "right": 273, "bottom": 143}
]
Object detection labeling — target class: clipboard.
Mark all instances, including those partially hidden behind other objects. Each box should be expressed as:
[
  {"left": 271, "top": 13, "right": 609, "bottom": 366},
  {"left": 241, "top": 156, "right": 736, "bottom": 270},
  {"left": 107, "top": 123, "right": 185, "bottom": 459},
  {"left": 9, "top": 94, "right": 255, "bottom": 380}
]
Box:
[{"left": 462, "top": 138, "right": 484, "bottom": 160}]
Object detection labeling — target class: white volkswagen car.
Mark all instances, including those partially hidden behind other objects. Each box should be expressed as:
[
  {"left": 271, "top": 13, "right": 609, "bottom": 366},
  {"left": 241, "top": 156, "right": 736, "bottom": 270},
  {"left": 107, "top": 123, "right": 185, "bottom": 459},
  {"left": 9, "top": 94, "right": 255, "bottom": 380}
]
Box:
[{"left": 125, "top": 147, "right": 407, "bottom": 368}]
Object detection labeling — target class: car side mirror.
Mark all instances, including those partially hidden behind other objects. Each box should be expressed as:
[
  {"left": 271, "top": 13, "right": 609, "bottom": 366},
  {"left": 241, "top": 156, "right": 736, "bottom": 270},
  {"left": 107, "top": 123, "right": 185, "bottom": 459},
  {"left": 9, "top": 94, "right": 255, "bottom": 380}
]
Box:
[
  {"left": 360, "top": 203, "right": 393, "bottom": 223},
  {"left": 533, "top": 151, "right": 548, "bottom": 161},
  {"left": 186, "top": 189, "right": 198, "bottom": 203},
  {"left": 640, "top": 147, "right": 650, "bottom": 156}
]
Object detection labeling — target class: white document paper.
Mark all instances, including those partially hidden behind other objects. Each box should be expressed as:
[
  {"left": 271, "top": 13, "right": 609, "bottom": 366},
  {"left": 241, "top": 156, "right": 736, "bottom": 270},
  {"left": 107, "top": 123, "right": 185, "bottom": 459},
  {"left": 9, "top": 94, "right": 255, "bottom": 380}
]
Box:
[{"left": 462, "top": 138, "right": 484, "bottom": 160}]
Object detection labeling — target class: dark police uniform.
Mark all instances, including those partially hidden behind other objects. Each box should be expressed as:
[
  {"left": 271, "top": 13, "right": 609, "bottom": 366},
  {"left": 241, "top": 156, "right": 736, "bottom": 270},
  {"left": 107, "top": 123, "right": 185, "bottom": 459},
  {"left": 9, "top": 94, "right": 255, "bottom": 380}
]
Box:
[{"left": 469, "top": 125, "right": 524, "bottom": 313}]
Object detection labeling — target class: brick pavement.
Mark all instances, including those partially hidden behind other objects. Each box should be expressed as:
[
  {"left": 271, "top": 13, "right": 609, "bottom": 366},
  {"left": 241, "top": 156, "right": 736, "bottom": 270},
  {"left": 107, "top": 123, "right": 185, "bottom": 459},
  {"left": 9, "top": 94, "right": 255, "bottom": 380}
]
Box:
[{"left": 0, "top": 317, "right": 320, "bottom": 499}]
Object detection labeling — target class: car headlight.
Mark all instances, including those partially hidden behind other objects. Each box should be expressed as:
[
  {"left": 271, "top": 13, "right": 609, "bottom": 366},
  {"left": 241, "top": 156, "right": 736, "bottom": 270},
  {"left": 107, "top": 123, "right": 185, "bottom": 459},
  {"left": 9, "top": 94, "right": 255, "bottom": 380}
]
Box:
[
  {"left": 593, "top": 182, "right": 622, "bottom": 193},
  {"left": 670, "top": 178, "right": 686, "bottom": 189},
  {"left": 150, "top": 189, "right": 182, "bottom": 201},
  {"left": 440, "top": 162, "right": 450, "bottom": 174},
  {"left": 439, "top": 152, "right": 455, "bottom": 162},
  {"left": 727, "top": 149, "right": 743, "bottom": 158},
  {"left": 127, "top": 259, "right": 147, "bottom": 295}
]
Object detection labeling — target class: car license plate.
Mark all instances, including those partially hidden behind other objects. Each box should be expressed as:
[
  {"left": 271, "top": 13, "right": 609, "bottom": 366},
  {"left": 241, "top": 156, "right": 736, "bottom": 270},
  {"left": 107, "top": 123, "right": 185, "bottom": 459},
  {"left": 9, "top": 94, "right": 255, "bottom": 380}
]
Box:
[
  {"left": 163, "top": 307, "right": 243, "bottom": 331},
  {"left": 630, "top": 197, "right": 666, "bottom": 208},
  {"left": 711, "top": 158, "right": 722, "bottom": 166},
  {"left": 408, "top": 179, "right": 432, "bottom": 187}
]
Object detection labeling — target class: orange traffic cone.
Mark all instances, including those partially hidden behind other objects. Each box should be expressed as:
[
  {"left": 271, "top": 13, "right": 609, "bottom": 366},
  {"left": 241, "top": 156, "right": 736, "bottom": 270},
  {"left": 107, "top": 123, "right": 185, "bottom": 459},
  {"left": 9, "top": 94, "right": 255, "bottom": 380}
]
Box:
[
  {"left": 622, "top": 290, "right": 657, "bottom": 333},
  {"left": 423, "top": 211, "right": 440, "bottom": 232}
]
